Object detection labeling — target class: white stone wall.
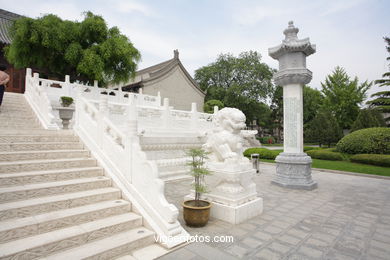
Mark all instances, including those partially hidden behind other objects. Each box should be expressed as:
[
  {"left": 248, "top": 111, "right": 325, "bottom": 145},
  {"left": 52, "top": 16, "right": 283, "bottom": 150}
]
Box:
[{"left": 142, "top": 67, "right": 205, "bottom": 112}]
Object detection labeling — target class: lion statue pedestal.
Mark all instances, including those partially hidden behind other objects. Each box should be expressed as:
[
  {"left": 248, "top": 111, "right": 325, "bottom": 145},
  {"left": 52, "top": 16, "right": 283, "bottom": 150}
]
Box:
[{"left": 190, "top": 107, "right": 263, "bottom": 224}]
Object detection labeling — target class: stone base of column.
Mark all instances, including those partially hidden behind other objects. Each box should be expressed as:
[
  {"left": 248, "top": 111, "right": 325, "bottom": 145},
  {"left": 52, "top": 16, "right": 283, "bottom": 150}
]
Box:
[{"left": 272, "top": 152, "right": 317, "bottom": 190}]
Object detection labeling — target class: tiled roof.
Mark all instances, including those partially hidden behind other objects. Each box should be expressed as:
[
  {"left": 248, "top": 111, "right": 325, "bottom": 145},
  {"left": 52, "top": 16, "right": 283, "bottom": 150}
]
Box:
[{"left": 0, "top": 9, "right": 23, "bottom": 44}]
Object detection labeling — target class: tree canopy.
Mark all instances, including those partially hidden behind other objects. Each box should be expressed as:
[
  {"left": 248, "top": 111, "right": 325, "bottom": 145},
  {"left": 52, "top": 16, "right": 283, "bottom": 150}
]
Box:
[
  {"left": 304, "top": 109, "right": 343, "bottom": 147},
  {"left": 5, "top": 12, "right": 140, "bottom": 86},
  {"left": 350, "top": 108, "right": 386, "bottom": 132},
  {"left": 303, "top": 86, "right": 324, "bottom": 124},
  {"left": 321, "top": 66, "right": 371, "bottom": 129},
  {"left": 194, "top": 51, "right": 274, "bottom": 124},
  {"left": 367, "top": 37, "right": 390, "bottom": 125}
]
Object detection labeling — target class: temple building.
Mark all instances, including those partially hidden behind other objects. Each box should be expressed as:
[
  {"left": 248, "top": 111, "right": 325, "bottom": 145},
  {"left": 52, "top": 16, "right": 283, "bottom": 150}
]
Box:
[{"left": 116, "top": 50, "right": 205, "bottom": 111}]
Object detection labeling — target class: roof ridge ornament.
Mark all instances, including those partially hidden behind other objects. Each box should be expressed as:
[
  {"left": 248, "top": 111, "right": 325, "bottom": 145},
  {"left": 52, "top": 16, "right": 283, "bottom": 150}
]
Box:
[
  {"left": 174, "top": 49, "right": 179, "bottom": 59},
  {"left": 283, "top": 21, "right": 299, "bottom": 42}
]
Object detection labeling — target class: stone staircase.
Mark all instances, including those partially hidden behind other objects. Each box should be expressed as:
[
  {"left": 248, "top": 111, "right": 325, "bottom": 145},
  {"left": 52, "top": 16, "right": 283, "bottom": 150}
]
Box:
[
  {"left": 0, "top": 92, "right": 168, "bottom": 259},
  {"left": 140, "top": 136, "right": 204, "bottom": 182}
]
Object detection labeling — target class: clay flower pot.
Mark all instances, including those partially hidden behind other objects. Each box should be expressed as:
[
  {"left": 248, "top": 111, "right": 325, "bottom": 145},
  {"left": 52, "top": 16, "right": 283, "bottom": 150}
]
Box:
[{"left": 182, "top": 200, "right": 211, "bottom": 227}]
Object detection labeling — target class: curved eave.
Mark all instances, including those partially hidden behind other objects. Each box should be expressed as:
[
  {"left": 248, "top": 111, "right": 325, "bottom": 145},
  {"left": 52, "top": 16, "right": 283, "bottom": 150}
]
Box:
[
  {"left": 143, "top": 59, "right": 206, "bottom": 97},
  {"left": 269, "top": 38, "right": 316, "bottom": 59}
]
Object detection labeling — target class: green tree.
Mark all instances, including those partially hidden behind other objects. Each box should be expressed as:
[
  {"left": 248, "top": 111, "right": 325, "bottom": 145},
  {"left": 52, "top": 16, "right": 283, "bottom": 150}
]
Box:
[
  {"left": 203, "top": 99, "right": 224, "bottom": 113},
  {"left": 303, "top": 86, "right": 324, "bottom": 124},
  {"left": 194, "top": 51, "right": 274, "bottom": 123},
  {"left": 367, "top": 37, "right": 390, "bottom": 125},
  {"left": 350, "top": 109, "right": 386, "bottom": 132},
  {"left": 305, "top": 110, "right": 343, "bottom": 147},
  {"left": 321, "top": 66, "right": 371, "bottom": 129},
  {"left": 5, "top": 12, "right": 140, "bottom": 86},
  {"left": 270, "top": 85, "right": 283, "bottom": 142}
]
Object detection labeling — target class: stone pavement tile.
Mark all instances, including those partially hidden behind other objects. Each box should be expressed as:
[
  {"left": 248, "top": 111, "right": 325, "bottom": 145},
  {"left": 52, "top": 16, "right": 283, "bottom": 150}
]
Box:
[
  {"left": 263, "top": 225, "right": 283, "bottom": 235},
  {"left": 272, "top": 220, "right": 291, "bottom": 229},
  {"left": 268, "top": 241, "right": 291, "bottom": 254},
  {"left": 278, "top": 216, "right": 300, "bottom": 225},
  {"left": 297, "top": 245, "right": 324, "bottom": 259},
  {"left": 158, "top": 247, "right": 198, "bottom": 260},
  {"left": 372, "top": 232, "right": 390, "bottom": 243},
  {"left": 225, "top": 244, "right": 249, "bottom": 259},
  {"left": 366, "top": 248, "right": 390, "bottom": 260},
  {"left": 305, "top": 238, "right": 329, "bottom": 248},
  {"left": 247, "top": 218, "right": 268, "bottom": 226},
  {"left": 255, "top": 248, "right": 282, "bottom": 260},
  {"left": 253, "top": 231, "right": 273, "bottom": 242},
  {"left": 229, "top": 227, "right": 249, "bottom": 238},
  {"left": 323, "top": 250, "right": 356, "bottom": 260},
  {"left": 334, "top": 236, "right": 365, "bottom": 257},
  {"left": 236, "top": 223, "right": 257, "bottom": 231},
  {"left": 240, "top": 237, "right": 263, "bottom": 249},
  {"left": 185, "top": 242, "right": 238, "bottom": 260},
  {"left": 260, "top": 214, "right": 276, "bottom": 221},
  {"left": 277, "top": 234, "right": 301, "bottom": 246},
  {"left": 287, "top": 228, "right": 309, "bottom": 239},
  {"left": 286, "top": 253, "right": 311, "bottom": 260},
  {"left": 310, "top": 233, "right": 337, "bottom": 244},
  {"left": 370, "top": 239, "right": 390, "bottom": 252}
]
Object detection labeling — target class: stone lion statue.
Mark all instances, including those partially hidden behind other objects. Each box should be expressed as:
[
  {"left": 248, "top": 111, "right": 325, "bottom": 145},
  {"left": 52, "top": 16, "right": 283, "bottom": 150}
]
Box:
[{"left": 203, "top": 107, "right": 249, "bottom": 163}]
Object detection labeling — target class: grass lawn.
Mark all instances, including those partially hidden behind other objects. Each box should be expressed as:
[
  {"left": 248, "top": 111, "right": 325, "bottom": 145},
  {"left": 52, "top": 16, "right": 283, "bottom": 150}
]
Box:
[{"left": 260, "top": 159, "right": 390, "bottom": 177}]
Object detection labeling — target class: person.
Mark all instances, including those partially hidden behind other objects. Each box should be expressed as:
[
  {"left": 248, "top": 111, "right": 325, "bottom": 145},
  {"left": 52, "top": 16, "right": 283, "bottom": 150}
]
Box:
[{"left": 0, "top": 64, "right": 10, "bottom": 107}]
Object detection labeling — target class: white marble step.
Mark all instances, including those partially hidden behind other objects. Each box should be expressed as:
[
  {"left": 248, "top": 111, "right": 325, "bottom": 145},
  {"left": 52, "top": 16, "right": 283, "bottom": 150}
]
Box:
[
  {"left": 0, "top": 213, "right": 143, "bottom": 259},
  {"left": 0, "top": 134, "right": 78, "bottom": 143},
  {"left": 0, "top": 187, "right": 121, "bottom": 221},
  {"left": 0, "top": 157, "right": 97, "bottom": 173},
  {"left": 0, "top": 176, "right": 111, "bottom": 203},
  {"left": 0, "top": 129, "right": 73, "bottom": 135},
  {"left": 0, "top": 149, "right": 90, "bottom": 162},
  {"left": 0, "top": 141, "right": 83, "bottom": 151},
  {"left": 143, "top": 149, "right": 187, "bottom": 160},
  {"left": 159, "top": 169, "right": 192, "bottom": 182},
  {"left": 0, "top": 199, "right": 131, "bottom": 243},
  {"left": 0, "top": 167, "right": 103, "bottom": 187},
  {"left": 130, "top": 244, "right": 170, "bottom": 260},
  {"left": 43, "top": 227, "right": 155, "bottom": 260}
]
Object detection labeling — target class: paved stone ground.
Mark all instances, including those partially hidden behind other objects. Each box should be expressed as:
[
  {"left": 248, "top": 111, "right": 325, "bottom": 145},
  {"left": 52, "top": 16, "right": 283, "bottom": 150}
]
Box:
[{"left": 159, "top": 163, "right": 390, "bottom": 260}]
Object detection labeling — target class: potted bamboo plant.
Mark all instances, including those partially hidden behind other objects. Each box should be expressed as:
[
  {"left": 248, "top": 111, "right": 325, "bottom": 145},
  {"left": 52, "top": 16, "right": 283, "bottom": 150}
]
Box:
[
  {"left": 182, "top": 148, "right": 212, "bottom": 227},
  {"left": 57, "top": 96, "right": 75, "bottom": 129}
]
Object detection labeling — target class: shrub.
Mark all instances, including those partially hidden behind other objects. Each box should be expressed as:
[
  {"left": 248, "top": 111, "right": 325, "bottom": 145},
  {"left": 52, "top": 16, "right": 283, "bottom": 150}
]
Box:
[
  {"left": 350, "top": 154, "right": 390, "bottom": 167},
  {"left": 306, "top": 150, "right": 344, "bottom": 161},
  {"left": 336, "top": 127, "right": 390, "bottom": 154},
  {"left": 259, "top": 136, "right": 275, "bottom": 144},
  {"left": 60, "top": 96, "right": 74, "bottom": 107},
  {"left": 243, "top": 148, "right": 281, "bottom": 160}
]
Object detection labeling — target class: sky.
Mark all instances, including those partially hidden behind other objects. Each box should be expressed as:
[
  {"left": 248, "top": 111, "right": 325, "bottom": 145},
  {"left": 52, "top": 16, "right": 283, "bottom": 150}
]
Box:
[{"left": 1, "top": 0, "right": 389, "bottom": 98}]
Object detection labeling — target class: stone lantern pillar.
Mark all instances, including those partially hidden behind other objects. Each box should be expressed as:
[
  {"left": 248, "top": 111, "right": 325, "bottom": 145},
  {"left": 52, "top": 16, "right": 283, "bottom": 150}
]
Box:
[{"left": 268, "top": 21, "right": 317, "bottom": 190}]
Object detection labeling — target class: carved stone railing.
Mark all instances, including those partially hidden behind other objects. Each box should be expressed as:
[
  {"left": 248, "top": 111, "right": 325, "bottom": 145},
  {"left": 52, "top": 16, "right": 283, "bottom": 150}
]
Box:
[
  {"left": 24, "top": 68, "right": 59, "bottom": 129},
  {"left": 74, "top": 94, "right": 189, "bottom": 248}
]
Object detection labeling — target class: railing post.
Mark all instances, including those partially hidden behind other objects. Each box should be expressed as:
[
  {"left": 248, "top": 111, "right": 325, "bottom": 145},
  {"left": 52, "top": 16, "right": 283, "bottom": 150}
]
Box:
[
  {"left": 127, "top": 94, "right": 138, "bottom": 137},
  {"left": 64, "top": 75, "right": 71, "bottom": 97},
  {"left": 214, "top": 105, "right": 219, "bottom": 114},
  {"left": 138, "top": 88, "right": 144, "bottom": 106},
  {"left": 93, "top": 80, "right": 99, "bottom": 99},
  {"left": 157, "top": 91, "right": 161, "bottom": 107},
  {"left": 191, "top": 102, "right": 199, "bottom": 130},
  {"left": 98, "top": 95, "right": 108, "bottom": 148},
  {"left": 163, "top": 98, "right": 170, "bottom": 129}
]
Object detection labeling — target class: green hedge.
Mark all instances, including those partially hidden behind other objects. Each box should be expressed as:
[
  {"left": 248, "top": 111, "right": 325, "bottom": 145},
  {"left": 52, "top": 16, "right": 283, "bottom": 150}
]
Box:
[
  {"left": 336, "top": 127, "right": 390, "bottom": 154},
  {"left": 243, "top": 148, "right": 282, "bottom": 160},
  {"left": 350, "top": 154, "right": 390, "bottom": 167},
  {"left": 306, "top": 150, "right": 344, "bottom": 161},
  {"left": 304, "top": 147, "right": 321, "bottom": 152}
]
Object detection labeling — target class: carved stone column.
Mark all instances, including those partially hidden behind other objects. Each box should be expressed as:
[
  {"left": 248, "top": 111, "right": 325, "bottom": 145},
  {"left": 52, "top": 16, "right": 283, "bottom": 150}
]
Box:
[{"left": 268, "top": 21, "right": 317, "bottom": 190}]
